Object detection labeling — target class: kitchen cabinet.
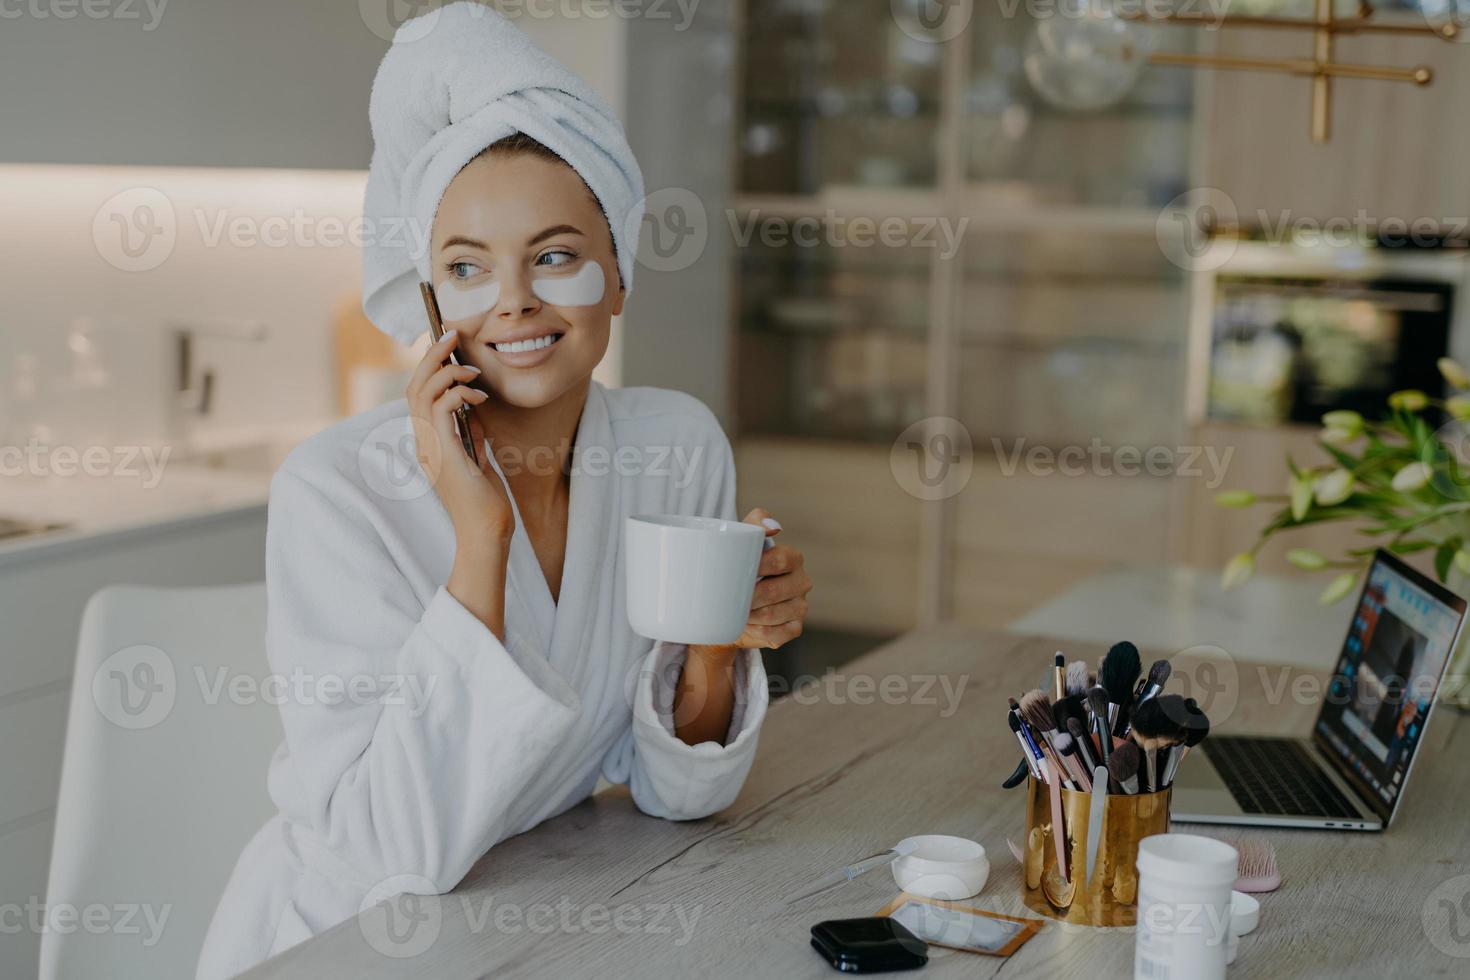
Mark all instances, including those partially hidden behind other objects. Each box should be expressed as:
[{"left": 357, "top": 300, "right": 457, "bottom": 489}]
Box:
[
  {"left": 0, "top": 509, "right": 265, "bottom": 979},
  {"left": 0, "top": 3, "right": 388, "bottom": 169}
]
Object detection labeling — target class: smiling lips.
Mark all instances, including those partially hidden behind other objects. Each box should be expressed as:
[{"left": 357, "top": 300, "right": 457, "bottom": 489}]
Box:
[{"left": 491, "top": 332, "right": 563, "bottom": 354}]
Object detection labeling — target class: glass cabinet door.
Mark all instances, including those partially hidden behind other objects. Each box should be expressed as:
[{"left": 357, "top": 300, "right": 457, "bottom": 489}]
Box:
[
  {"left": 957, "top": 227, "right": 1189, "bottom": 451},
  {"left": 964, "top": 6, "right": 1195, "bottom": 208},
  {"left": 736, "top": 231, "right": 931, "bottom": 441},
  {"left": 740, "top": 0, "right": 945, "bottom": 194}
]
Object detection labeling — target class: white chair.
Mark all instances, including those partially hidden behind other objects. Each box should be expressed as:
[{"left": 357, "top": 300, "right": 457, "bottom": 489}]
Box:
[{"left": 40, "top": 583, "right": 280, "bottom": 980}]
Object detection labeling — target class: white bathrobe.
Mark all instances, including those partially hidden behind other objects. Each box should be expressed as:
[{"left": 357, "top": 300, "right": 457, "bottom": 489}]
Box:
[{"left": 196, "top": 383, "right": 768, "bottom": 979}]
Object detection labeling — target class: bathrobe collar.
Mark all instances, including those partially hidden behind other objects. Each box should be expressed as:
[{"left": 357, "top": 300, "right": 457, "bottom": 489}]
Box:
[{"left": 492, "top": 382, "right": 620, "bottom": 676}]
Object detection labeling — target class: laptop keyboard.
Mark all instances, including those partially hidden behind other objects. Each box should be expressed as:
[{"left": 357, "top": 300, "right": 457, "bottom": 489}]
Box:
[{"left": 1202, "top": 737, "right": 1361, "bottom": 819}]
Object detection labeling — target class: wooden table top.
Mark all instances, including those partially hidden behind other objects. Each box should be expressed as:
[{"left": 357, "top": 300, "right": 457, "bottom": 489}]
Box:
[{"left": 242, "top": 625, "right": 1470, "bottom": 979}]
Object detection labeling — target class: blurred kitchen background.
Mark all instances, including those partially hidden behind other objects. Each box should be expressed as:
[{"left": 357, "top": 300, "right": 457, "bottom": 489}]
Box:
[{"left": 3, "top": 0, "right": 1469, "bottom": 973}]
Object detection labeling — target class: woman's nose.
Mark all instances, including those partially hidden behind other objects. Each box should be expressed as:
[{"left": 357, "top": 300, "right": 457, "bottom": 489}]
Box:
[{"left": 495, "top": 271, "right": 541, "bottom": 318}]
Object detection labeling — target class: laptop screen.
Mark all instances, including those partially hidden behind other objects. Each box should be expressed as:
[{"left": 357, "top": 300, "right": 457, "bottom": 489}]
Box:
[{"left": 1314, "top": 550, "right": 1467, "bottom": 823}]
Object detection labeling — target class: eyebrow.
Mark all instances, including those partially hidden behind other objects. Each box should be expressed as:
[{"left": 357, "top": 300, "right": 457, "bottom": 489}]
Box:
[
  {"left": 440, "top": 224, "right": 585, "bottom": 253},
  {"left": 528, "top": 224, "right": 584, "bottom": 246}
]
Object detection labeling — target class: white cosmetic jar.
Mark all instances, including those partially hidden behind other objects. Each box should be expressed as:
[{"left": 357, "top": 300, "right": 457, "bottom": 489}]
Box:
[{"left": 890, "top": 835, "right": 990, "bottom": 901}]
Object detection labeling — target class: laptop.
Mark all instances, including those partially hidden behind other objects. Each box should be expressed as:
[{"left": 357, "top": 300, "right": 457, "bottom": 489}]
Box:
[{"left": 1172, "top": 549, "right": 1466, "bottom": 831}]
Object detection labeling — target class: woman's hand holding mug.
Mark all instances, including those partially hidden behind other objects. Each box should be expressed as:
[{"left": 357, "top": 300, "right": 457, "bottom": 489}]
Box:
[
  {"left": 686, "top": 508, "right": 811, "bottom": 660},
  {"left": 731, "top": 508, "right": 811, "bottom": 651}
]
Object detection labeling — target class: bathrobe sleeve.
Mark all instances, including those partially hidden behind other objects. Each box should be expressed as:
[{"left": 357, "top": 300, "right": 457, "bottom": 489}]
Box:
[
  {"left": 603, "top": 428, "right": 771, "bottom": 819},
  {"left": 264, "top": 466, "right": 580, "bottom": 894}
]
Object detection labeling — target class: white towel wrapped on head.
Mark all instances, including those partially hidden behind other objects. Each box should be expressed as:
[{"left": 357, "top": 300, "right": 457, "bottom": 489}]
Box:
[{"left": 362, "top": 1, "right": 646, "bottom": 344}]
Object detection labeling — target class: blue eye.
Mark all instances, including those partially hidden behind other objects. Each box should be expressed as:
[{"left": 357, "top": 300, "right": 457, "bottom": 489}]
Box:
[
  {"left": 449, "top": 261, "right": 483, "bottom": 280},
  {"left": 537, "top": 249, "right": 576, "bottom": 268}
]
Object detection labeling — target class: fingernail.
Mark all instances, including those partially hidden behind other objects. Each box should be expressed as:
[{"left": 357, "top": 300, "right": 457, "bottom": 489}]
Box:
[
  {"left": 439, "top": 332, "right": 457, "bottom": 344},
  {"left": 761, "top": 517, "right": 782, "bottom": 531},
  {"left": 464, "top": 365, "right": 481, "bottom": 374}
]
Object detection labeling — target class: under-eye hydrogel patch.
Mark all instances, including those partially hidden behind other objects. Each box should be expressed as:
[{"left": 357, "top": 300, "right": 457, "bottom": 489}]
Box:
[
  {"left": 435, "top": 279, "right": 501, "bottom": 321},
  {"left": 435, "top": 262, "right": 605, "bottom": 319},
  {"left": 532, "top": 262, "right": 604, "bottom": 307}
]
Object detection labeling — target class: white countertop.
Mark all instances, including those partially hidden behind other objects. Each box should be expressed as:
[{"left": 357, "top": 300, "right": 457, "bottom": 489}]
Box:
[
  {"left": 0, "top": 466, "right": 272, "bottom": 566},
  {"left": 0, "top": 419, "right": 337, "bottom": 566},
  {"left": 1008, "top": 563, "right": 1351, "bottom": 670}
]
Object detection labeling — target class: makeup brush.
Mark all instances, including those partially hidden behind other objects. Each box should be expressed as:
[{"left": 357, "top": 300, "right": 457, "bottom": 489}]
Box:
[
  {"left": 1020, "top": 690, "right": 1057, "bottom": 750},
  {"left": 1042, "top": 755, "right": 1069, "bottom": 881},
  {"left": 1159, "top": 697, "right": 1211, "bottom": 787},
  {"left": 1054, "top": 732, "right": 1092, "bottom": 791},
  {"left": 1065, "top": 659, "right": 1090, "bottom": 697},
  {"left": 1100, "top": 641, "right": 1141, "bottom": 734},
  {"left": 1066, "top": 717, "right": 1099, "bottom": 772},
  {"left": 1007, "top": 709, "right": 1042, "bottom": 782},
  {"left": 1020, "top": 690, "right": 1074, "bottom": 790},
  {"left": 1134, "top": 659, "right": 1172, "bottom": 708},
  {"left": 1052, "top": 652, "right": 1067, "bottom": 702},
  {"left": 1020, "top": 692, "right": 1071, "bottom": 879},
  {"left": 1085, "top": 686, "right": 1111, "bottom": 759},
  {"left": 1052, "top": 695, "right": 1087, "bottom": 738},
  {"left": 1108, "top": 741, "right": 1141, "bottom": 795},
  {"left": 1129, "top": 696, "right": 1187, "bottom": 793}
]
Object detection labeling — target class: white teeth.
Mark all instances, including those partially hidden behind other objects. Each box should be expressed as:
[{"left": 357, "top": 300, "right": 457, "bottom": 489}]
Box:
[{"left": 493, "top": 334, "right": 560, "bottom": 353}]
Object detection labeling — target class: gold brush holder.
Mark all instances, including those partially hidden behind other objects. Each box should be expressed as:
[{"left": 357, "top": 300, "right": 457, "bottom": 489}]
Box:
[{"left": 1022, "top": 777, "right": 1171, "bottom": 927}]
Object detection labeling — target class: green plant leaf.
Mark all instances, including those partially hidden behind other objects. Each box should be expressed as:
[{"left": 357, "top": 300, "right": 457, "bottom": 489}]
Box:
[
  {"left": 1320, "top": 572, "right": 1359, "bottom": 604},
  {"left": 1438, "top": 539, "right": 1462, "bottom": 581},
  {"left": 1289, "top": 476, "right": 1313, "bottom": 521},
  {"left": 1349, "top": 540, "right": 1436, "bottom": 557},
  {"left": 1286, "top": 548, "right": 1328, "bottom": 570},
  {"left": 1214, "top": 490, "right": 1257, "bottom": 508},
  {"left": 1317, "top": 441, "right": 1364, "bottom": 472},
  {"left": 1409, "top": 414, "right": 1433, "bottom": 457}
]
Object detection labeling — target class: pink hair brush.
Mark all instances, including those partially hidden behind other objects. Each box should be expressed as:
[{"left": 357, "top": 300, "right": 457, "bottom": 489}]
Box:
[{"left": 1234, "top": 838, "right": 1281, "bottom": 893}]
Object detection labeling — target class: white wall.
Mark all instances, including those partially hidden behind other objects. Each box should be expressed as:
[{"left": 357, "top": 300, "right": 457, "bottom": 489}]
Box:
[
  {"left": 619, "top": 2, "right": 739, "bottom": 423},
  {"left": 0, "top": 3, "right": 388, "bottom": 169},
  {"left": 0, "top": 9, "right": 645, "bottom": 451},
  {"left": 0, "top": 165, "right": 364, "bottom": 446}
]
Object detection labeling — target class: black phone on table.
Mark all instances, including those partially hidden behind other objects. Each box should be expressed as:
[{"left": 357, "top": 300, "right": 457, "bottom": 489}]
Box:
[{"left": 810, "top": 917, "right": 928, "bottom": 973}]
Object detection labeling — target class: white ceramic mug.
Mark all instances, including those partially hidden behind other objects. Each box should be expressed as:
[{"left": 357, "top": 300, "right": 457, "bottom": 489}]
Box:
[{"left": 624, "top": 514, "right": 764, "bottom": 645}]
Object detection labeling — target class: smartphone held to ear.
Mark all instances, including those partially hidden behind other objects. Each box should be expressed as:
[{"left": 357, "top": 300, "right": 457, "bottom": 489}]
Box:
[{"left": 419, "top": 281, "right": 481, "bottom": 465}]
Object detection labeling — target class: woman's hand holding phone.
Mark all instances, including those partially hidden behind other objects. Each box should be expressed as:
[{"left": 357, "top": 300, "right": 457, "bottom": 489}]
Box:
[
  {"left": 407, "top": 330, "right": 512, "bottom": 533},
  {"left": 407, "top": 330, "right": 514, "bottom": 635}
]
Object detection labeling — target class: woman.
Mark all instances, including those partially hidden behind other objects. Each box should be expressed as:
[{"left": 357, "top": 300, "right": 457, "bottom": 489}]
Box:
[{"left": 197, "top": 6, "right": 810, "bottom": 976}]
